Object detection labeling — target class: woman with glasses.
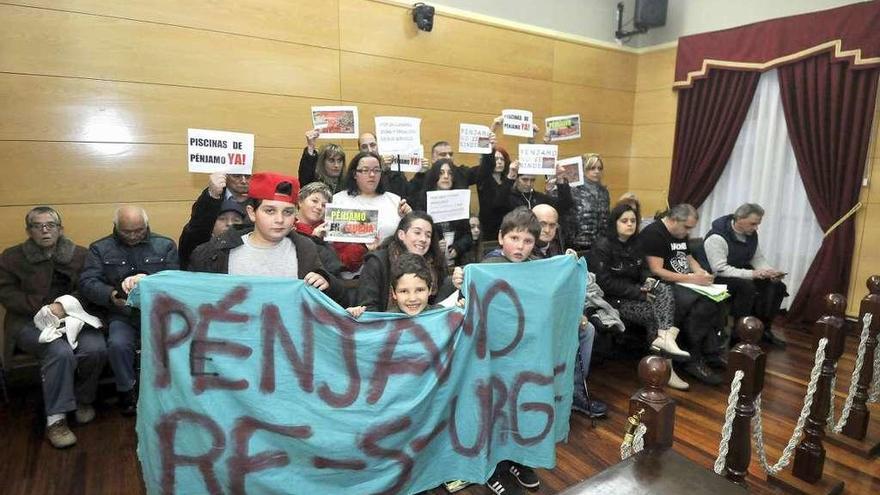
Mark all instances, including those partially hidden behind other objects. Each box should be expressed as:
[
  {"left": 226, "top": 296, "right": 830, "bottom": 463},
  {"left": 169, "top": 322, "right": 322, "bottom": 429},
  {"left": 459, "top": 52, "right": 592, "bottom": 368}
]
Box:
[
  {"left": 299, "top": 128, "right": 346, "bottom": 194},
  {"left": 330, "top": 151, "right": 412, "bottom": 274}
]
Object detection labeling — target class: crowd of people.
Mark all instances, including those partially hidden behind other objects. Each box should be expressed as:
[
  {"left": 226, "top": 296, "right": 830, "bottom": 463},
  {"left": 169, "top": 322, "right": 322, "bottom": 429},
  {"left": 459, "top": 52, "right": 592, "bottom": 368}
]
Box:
[{"left": 0, "top": 118, "right": 789, "bottom": 495}]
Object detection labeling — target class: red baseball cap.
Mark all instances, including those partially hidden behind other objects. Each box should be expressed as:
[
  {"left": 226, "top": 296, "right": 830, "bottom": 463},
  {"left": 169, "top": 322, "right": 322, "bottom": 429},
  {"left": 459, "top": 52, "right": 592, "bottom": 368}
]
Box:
[{"left": 247, "top": 172, "right": 300, "bottom": 203}]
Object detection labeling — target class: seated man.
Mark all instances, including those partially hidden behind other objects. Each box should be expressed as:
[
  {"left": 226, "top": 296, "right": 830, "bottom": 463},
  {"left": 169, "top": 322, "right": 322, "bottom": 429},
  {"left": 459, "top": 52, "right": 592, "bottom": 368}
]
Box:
[
  {"left": 79, "top": 206, "right": 179, "bottom": 416},
  {"left": 179, "top": 195, "right": 245, "bottom": 269},
  {"left": 188, "top": 172, "right": 345, "bottom": 304},
  {"left": 640, "top": 204, "right": 724, "bottom": 385},
  {"left": 531, "top": 203, "right": 565, "bottom": 258},
  {"left": 703, "top": 203, "right": 787, "bottom": 347},
  {"left": 178, "top": 172, "right": 251, "bottom": 268},
  {"left": 0, "top": 206, "right": 107, "bottom": 448}
]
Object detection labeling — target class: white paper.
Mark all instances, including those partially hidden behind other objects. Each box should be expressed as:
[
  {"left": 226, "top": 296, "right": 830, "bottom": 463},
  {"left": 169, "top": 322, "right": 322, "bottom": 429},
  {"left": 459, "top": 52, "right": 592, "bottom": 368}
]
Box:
[
  {"left": 375, "top": 116, "right": 421, "bottom": 156},
  {"left": 502, "top": 109, "right": 534, "bottom": 137},
  {"left": 426, "top": 189, "right": 471, "bottom": 223},
  {"left": 387, "top": 145, "right": 424, "bottom": 173},
  {"left": 545, "top": 114, "right": 582, "bottom": 141},
  {"left": 458, "top": 123, "right": 492, "bottom": 154},
  {"left": 556, "top": 156, "right": 584, "bottom": 187},
  {"left": 676, "top": 283, "right": 728, "bottom": 296},
  {"left": 517, "top": 144, "right": 558, "bottom": 175},
  {"left": 187, "top": 128, "right": 254, "bottom": 174},
  {"left": 311, "top": 106, "right": 359, "bottom": 139}
]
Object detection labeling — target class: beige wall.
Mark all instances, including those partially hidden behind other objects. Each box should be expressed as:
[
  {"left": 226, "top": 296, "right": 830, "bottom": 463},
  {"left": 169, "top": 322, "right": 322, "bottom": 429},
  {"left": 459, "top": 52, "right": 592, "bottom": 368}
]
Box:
[{"left": 0, "top": 0, "right": 635, "bottom": 252}]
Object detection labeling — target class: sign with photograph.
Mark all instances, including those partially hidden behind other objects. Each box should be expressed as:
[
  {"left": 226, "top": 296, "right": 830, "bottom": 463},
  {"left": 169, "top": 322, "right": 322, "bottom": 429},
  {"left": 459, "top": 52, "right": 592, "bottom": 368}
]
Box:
[
  {"left": 311, "top": 106, "right": 359, "bottom": 139},
  {"left": 545, "top": 114, "right": 581, "bottom": 141},
  {"left": 324, "top": 206, "right": 379, "bottom": 243},
  {"left": 517, "top": 144, "right": 558, "bottom": 175}
]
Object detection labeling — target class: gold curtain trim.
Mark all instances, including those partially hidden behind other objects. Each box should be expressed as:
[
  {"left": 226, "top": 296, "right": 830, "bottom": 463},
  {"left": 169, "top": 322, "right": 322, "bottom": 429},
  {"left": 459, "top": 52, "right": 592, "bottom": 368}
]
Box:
[
  {"left": 824, "top": 202, "right": 863, "bottom": 238},
  {"left": 674, "top": 40, "right": 880, "bottom": 89}
]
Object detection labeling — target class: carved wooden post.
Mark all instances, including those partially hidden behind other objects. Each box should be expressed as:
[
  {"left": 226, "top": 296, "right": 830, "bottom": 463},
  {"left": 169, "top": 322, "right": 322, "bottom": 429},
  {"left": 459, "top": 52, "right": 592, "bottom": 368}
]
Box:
[
  {"left": 842, "top": 275, "right": 880, "bottom": 441},
  {"left": 792, "top": 294, "right": 847, "bottom": 483},
  {"left": 724, "top": 317, "right": 766, "bottom": 485},
  {"left": 630, "top": 355, "right": 675, "bottom": 451}
]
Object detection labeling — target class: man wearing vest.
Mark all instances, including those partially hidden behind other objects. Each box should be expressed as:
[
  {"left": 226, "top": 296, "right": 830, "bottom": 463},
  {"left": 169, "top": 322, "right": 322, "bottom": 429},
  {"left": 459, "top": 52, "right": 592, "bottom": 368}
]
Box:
[{"left": 703, "top": 203, "right": 787, "bottom": 347}]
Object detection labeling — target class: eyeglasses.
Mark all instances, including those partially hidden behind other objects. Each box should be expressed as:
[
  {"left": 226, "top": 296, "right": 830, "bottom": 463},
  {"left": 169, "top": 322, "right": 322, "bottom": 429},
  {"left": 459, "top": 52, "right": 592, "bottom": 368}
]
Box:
[
  {"left": 29, "top": 222, "right": 59, "bottom": 231},
  {"left": 356, "top": 168, "right": 381, "bottom": 176}
]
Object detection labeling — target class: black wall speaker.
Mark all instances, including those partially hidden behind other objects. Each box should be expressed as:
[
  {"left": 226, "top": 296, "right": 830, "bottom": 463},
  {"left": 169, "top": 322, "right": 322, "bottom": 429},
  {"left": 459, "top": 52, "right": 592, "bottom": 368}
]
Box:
[{"left": 635, "top": 0, "right": 668, "bottom": 29}]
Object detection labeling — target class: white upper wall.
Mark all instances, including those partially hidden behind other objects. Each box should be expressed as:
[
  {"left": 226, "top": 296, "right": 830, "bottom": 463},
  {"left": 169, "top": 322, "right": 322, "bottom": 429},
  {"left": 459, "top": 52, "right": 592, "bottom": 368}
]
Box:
[{"left": 430, "top": 0, "right": 865, "bottom": 48}]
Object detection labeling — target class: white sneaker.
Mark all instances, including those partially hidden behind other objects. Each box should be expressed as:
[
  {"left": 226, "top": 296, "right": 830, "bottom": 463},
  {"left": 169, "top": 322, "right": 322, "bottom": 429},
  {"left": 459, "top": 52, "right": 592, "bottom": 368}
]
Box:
[{"left": 75, "top": 404, "right": 96, "bottom": 424}]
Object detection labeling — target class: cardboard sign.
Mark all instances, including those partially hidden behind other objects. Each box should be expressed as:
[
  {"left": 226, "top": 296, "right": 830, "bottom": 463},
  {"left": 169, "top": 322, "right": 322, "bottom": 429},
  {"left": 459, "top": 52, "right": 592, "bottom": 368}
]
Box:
[
  {"left": 323, "top": 206, "right": 379, "bottom": 243},
  {"left": 545, "top": 114, "right": 581, "bottom": 141},
  {"left": 458, "top": 123, "right": 492, "bottom": 154},
  {"left": 518, "top": 144, "right": 558, "bottom": 175},
  {"left": 311, "top": 106, "right": 359, "bottom": 139},
  {"left": 375, "top": 116, "right": 421, "bottom": 156},
  {"left": 502, "top": 109, "right": 534, "bottom": 138},
  {"left": 130, "top": 256, "right": 586, "bottom": 495},
  {"left": 427, "top": 189, "right": 471, "bottom": 223},
  {"left": 187, "top": 128, "right": 254, "bottom": 174},
  {"left": 556, "top": 156, "right": 584, "bottom": 187}
]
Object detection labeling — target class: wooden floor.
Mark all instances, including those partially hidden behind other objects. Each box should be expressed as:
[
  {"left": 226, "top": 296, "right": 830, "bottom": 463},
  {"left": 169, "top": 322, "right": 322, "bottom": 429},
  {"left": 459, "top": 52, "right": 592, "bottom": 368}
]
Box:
[{"left": 1, "top": 325, "right": 879, "bottom": 494}]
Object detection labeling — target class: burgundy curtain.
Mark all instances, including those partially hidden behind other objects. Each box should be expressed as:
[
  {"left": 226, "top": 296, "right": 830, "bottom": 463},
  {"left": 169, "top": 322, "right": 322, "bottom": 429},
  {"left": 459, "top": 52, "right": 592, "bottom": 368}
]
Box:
[
  {"left": 667, "top": 70, "right": 760, "bottom": 206},
  {"left": 779, "top": 53, "right": 879, "bottom": 322}
]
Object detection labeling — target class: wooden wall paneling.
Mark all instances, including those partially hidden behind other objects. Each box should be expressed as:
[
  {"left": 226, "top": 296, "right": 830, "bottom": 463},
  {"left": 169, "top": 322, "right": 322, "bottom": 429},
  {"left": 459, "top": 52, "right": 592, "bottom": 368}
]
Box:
[
  {"left": 0, "top": 142, "right": 300, "bottom": 207},
  {"left": 633, "top": 88, "right": 677, "bottom": 125},
  {"left": 552, "top": 41, "right": 637, "bottom": 91},
  {"left": 869, "top": 158, "right": 880, "bottom": 204},
  {"left": 0, "top": 74, "right": 340, "bottom": 147},
  {"left": 11, "top": 0, "right": 341, "bottom": 48},
  {"left": 0, "top": 5, "right": 341, "bottom": 99},
  {"left": 339, "top": 52, "right": 553, "bottom": 116},
  {"left": 338, "top": 0, "right": 554, "bottom": 81},
  {"left": 557, "top": 123, "right": 632, "bottom": 158},
  {"left": 630, "top": 123, "right": 675, "bottom": 158},
  {"left": 628, "top": 189, "right": 668, "bottom": 217},
  {"left": 550, "top": 82, "right": 635, "bottom": 125},
  {"left": 628, "top": 157, "right": 672, "bottom": 191},
  {"left": 636, "top": 47, "right": 677, "bottom": 92},
  {"left": 601, "top": 157, "right": 629, "bottom": 190},
  {"left": 0, "top": 202, "right": 193, "bottom": 254}
]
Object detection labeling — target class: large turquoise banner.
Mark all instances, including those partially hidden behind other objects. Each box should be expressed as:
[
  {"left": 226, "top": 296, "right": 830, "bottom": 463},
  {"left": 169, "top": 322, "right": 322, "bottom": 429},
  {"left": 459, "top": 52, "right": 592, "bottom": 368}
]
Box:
[{"left": 130, "top": 256, "right": 587, "bottom": 494}]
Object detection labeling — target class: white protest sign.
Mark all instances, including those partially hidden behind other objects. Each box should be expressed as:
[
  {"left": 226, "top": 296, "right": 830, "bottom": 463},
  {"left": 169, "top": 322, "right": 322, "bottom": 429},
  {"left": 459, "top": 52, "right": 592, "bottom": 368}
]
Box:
[
  {"left": 502, "top": 109, "right": 534, "bottom": 138},
  {"left": 375, "top": 116, "right": 421, "bottom": 156},
  {"left": 426, "top": 189, "right": 471, "bottom": 223},
  {"left": 187, "top": 128, "right": 254, "bottom": 174},
  {"left": 458, "top": 123, "right": 492, "bottom": 154},
  {"left": 545, "top": 114, "right": 581, "bottom": 141},
  {"left": 517, "top": 144, "right": 558, "bottom": 175},
  {"left": 311, "top": 106, "right": 359, "bottom": 139},
  {"left": 556, "top": 156, "right": 584, "bottom": 187},
  {"left": 388, "top": 145, "right": 424, "bottom": 173}
]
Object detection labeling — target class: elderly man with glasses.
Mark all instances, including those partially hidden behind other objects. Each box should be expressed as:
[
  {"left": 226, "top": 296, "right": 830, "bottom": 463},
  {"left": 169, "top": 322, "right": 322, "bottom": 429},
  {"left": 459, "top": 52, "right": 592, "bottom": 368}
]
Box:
[{"left": 0, "top": 206, "right": 108, "bottom": 448}]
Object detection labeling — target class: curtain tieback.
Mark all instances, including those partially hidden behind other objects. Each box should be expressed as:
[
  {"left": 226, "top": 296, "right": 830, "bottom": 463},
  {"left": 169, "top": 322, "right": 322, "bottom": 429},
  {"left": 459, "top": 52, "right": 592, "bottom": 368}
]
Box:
[{"left": 823, "top": 202, "right": 863, "bottom": 238}]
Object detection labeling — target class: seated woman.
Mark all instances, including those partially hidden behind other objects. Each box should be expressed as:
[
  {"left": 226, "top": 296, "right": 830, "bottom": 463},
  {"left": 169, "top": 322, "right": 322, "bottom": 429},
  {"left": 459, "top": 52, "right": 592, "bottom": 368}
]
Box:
[
  {"left": 330, "top": 151, "right": 412, "bottom": 274},
  {"left": 294, "top": 182, "right": 344, "bottom": 278},
  {"left": 592, "top": 203, "right": 690, "bottom": 390},
  {"left": 410, "top": 159, "right": 473, "bottom": 267},
  {"left": 299, "top": 128, "right": 346, "bottom": 194},
  {"left": 356, "top": 211, "right": 453, "bottom": 312}
]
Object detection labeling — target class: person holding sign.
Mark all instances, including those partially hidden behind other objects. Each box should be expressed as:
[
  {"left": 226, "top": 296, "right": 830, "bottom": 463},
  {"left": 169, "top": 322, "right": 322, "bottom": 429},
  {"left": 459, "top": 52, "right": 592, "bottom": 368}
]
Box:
[
  {"left": 475, "top": 123, "right": 511, "bottom": 241},
  {"left": 549, "top": 153, "right": 609, "bottom": 253},
  {"left": 494, "top": 159, "right": 573, "bottom": 221},
  {"left": 299, "top": 128, "right": 346, "bottom": 194},
  {"left": 188, "top": 172, "right": 346, "bottom": 304},
  {"left": 410, "top": 159, "right": 473, "bottom": 266},
  {"left": 356, "top": 211, "right": 453, "bottom": 312},
  {"left": 330, "top": 152, "right": 412, "bottom": 273},
  {"left": 293, "top": 182, "right": 345, "bottom": 280}
]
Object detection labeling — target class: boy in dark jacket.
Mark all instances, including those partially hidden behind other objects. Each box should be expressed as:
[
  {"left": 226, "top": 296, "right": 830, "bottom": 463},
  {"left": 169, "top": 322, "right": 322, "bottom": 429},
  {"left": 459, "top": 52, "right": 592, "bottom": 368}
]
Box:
[{"left": 187, "top": 172, "right": 345, "bottom": 305}]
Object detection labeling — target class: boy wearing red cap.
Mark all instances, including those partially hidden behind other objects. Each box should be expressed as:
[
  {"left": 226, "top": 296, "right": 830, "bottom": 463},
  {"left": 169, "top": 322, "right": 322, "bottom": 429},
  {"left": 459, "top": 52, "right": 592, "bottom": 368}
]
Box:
[{"left": 189, "top": 172, "right": 344, "bottom": 302}]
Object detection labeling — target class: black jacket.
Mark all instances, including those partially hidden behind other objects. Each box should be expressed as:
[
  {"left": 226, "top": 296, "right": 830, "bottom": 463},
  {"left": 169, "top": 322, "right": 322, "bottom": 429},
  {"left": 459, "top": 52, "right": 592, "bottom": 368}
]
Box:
[
  {"left": 298, "top": 148, "right": 343, "bottom": 194},
  {"left": 475, "top": 152, "right": 506, "bottom": 241},
  {"left": 494, "top": 178, "right": 574, "bottom": 217},
  {"left": 188, "top": 226, "right": 347, "bottom": 305},
  {"left": 178, "top": 188, "right": 252, "bottom": 269},
  {"left": 356, "top": 249, "right": 454, "bottom": 312},
  {"left": 592, "top": 235, "right": 649, "bottom": 305}
]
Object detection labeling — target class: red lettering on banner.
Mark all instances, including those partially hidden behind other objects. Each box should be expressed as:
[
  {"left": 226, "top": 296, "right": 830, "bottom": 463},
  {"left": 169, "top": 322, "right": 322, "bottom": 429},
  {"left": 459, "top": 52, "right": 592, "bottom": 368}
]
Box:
[
  {"left": 227, "top": 416, "right": 312, "bottom": 495},
  {"left": 191, "top": 286, "right": 253, "bottom": 394},
  {"left": 151, "top": 293, "right": 196, "bottom": 388},
  {"left": 157, "top": 409, "right": 226, "bottom": 495}
]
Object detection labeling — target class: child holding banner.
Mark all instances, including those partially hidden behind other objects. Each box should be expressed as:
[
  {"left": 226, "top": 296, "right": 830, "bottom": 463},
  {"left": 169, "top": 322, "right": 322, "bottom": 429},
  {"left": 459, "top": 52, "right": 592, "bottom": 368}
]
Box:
[
  {"left": 346, "top": 252, "right": 439, "bottom": 318},
  {"left": 356, "top": 211, "right": 454, "bottom": 312},
  {"left": 188, "top": 172, "right": 347, "bottom": 304}
]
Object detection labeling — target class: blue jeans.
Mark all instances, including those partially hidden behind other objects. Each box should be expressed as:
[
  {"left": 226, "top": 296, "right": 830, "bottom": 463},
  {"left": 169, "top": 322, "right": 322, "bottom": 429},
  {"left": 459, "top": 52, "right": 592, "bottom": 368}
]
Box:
[
  {"left": 107, "top": 319, "right": 138, "bottom": 392},
  {"left": 573, "top": 322, "right": 595, "bottom": 404}
]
